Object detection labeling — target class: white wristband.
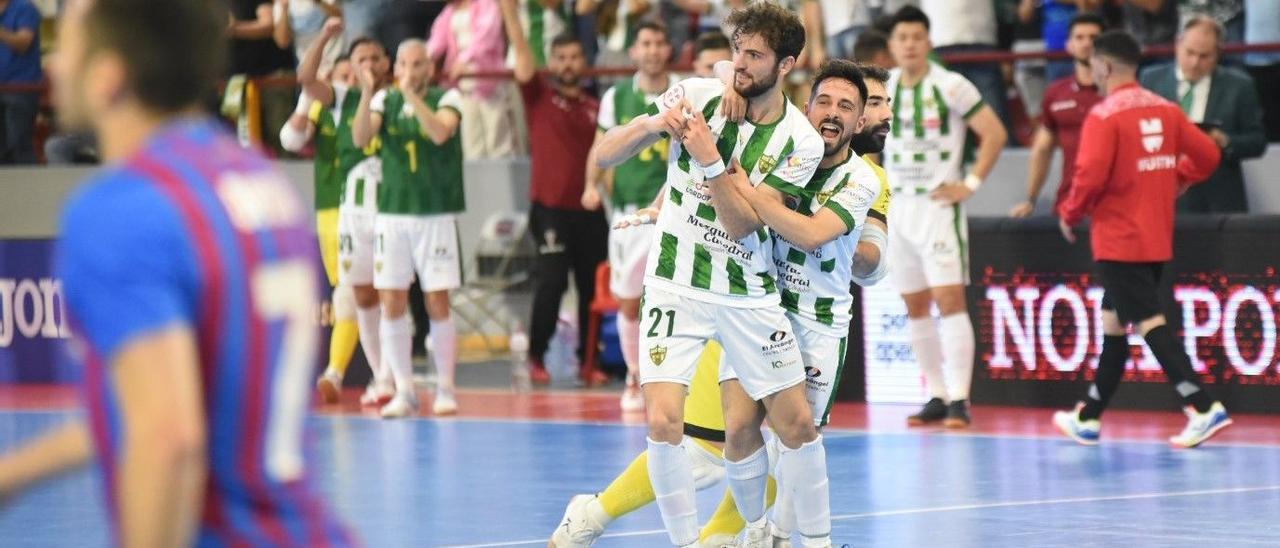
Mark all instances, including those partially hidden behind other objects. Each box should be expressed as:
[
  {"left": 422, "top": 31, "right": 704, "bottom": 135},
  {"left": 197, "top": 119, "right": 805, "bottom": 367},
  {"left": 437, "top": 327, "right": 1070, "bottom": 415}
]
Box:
[
  {"left": 963, "top": 173, "right": 983, "bottom": 192},
  {"left": 701, "top": 159, "right": 726, "bottom": 180}
]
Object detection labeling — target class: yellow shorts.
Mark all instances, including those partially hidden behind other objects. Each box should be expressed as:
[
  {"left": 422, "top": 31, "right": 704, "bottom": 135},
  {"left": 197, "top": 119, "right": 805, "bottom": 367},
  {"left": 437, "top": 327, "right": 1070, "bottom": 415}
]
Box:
[
  {"left": 316, "top": 208, "right": 340, "bottom": 287},
  {"left": 683, "top": 341, "right": 726, "bottom": 439}
]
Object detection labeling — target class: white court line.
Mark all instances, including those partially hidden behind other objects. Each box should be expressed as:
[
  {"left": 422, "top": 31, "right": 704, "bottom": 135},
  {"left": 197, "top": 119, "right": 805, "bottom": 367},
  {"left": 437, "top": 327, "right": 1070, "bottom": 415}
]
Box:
[{"left": 443, "top": 484, "right": 1280, "bottom": 548}]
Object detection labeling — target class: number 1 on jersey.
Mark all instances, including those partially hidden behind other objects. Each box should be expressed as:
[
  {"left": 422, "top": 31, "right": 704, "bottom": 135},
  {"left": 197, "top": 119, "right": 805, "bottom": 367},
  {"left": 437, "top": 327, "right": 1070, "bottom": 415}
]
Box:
[{"left": 405, "top": 141, "right": 418, "bottom": 173}]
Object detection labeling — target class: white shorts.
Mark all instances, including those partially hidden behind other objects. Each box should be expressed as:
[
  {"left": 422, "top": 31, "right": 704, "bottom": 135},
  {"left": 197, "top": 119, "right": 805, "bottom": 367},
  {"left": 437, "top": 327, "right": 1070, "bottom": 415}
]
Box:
[
  {"left": 373, "top": 213, "right": 463, "bottom": 292},
  {"left": 887, "top": 194, "right": 970, "bottom": 294},
  {"left": 639, "top": 287, "right": 805, "bottom": 401},
  {"left": 608, "top": 221, "right": 653, "bottom": 300},
  {"left": 337, "top": 208, "right": 377, "bottom": 287},
  {"left": 718, "top": 314, "right": 849, "bottom": 427}
]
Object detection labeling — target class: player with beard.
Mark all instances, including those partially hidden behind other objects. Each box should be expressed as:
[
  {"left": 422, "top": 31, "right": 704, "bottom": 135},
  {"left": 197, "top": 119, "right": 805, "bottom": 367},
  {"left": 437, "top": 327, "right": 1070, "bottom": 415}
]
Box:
[
  {"left": 547, "top": 61, "right": 896, "bottom": 548},
  {"left": 582, "top": 19, "right": 678, "bottom": 412}
]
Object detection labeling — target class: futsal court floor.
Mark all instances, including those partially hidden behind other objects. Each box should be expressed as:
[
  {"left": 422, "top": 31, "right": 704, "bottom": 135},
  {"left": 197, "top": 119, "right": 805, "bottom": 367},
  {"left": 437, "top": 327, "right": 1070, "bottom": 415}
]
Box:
[{"left": 1, "top": 384, "right": 1278, "bottom": 547}]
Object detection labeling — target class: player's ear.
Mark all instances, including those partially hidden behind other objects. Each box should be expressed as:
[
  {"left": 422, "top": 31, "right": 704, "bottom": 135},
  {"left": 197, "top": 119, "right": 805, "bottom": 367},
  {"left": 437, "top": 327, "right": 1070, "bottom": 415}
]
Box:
[
  {"left": 777, "top": 55, "right": 796, "bottom": 79},
  {"left": 86, "top": 51, "right": 129, "bottom": 112}
]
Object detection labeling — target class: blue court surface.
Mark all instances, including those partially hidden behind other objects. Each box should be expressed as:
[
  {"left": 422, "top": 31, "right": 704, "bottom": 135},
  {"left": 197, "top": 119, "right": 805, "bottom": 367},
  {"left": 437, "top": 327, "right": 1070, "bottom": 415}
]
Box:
[{"left": 2, "top": 408, "right": 1279, "bottom": 547}]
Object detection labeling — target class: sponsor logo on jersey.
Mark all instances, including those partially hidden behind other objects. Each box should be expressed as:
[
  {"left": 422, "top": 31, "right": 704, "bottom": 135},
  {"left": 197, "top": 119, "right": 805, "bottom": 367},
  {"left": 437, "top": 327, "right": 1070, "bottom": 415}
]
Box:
[
  {"left": 649, "top": 345, "right": 668, "bottom": 366},
  {"left": 1140, "top": 118, "right": 1164, "bottom": 153},
  {"left": 805, "top": 366, "right": 821, "bottom": 378},
  {"left": 770, "top": 330, "right": 789, "bottom": 342}
]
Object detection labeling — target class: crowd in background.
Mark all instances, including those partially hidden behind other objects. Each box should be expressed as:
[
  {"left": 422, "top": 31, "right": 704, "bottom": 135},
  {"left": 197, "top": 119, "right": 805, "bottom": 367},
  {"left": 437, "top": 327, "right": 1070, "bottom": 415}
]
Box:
[{"left": 3, "top": 0, "right": 1280, "bottom": 167}]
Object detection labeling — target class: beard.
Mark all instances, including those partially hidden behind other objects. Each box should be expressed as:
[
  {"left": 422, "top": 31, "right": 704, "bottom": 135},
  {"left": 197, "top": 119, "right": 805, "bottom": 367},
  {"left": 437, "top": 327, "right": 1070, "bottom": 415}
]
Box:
[
  {"left": 819, "top": 116, "right": 854, "bottom": 158},
  {"left": 850, "top": 121, "right": 890, "bottom": 156},
  {"left": 733, "top": 68, "right": 778, "bottom": 99},
  {"left": 554, "top": 70, "right": 581, "bottom": 87}
]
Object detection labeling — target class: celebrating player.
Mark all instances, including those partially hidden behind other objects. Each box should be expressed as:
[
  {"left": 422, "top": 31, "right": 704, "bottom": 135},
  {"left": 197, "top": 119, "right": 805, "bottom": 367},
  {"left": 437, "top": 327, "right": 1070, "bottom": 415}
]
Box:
[
  {"left": 583, "top": 19, "right": 677, "bottom": 412},
  {"left": 0, "top": 0, "right": 352, "bottom": 544},
  {"left": 353, "top": 39, "right": 467, "bottom": 418},
  {"left": 884, "top": 6, "right": 1008, "bottom": 428},
  {"left": 286, "top": 18, "right": 395, "bottom": 406}
]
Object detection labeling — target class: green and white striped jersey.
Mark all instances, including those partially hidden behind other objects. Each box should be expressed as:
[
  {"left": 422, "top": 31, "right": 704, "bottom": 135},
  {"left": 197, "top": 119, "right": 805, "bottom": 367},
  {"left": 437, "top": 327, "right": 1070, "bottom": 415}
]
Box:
[
  {"left": 598, "top": 74, "right": 679, "bottom": 210},
  {"left": 645, "top": 78, "right": 824, "bottom": 307},
  {"left": 883, "top": 62, "right": 985, "bottom": 194},
  {"left": 340, "top": 156, "right": 381, "bottom": 214},
  {"left": 773, "top": 153, "right": 880, "bottom": 335},
  {"left": 508, "top": 0, "right": 569, "bottom": 68}
]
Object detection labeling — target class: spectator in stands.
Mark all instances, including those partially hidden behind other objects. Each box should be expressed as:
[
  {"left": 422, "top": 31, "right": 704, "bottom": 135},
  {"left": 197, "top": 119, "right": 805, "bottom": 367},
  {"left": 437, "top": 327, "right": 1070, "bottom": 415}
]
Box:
[
  {"left": 1140, "top": 15, "right": 1265, "bottom": 212},
  {"left": 228, "top": 0, "right": 297, "bottom": 154},
  {"left": 430, "top": 0, "right": 520, "bottom": 158},
  {"left": 691, "top": 31, "right": 731, "bottom": 78},
  {"left": 0, "top": 0, "right": 42, "bottom": 164},
  {"left": 1120, "top": 0, "right": 1177, "bottom": 47},
  {"left": 820, "top": 0, "right": 874, "bottom": 61},
  {"left": 1178, "top": 0, "right": 1243, "bottom": 44},
  {"left": 508, "top": 0, "right": 572, "bottom": 68},
  {"left": 1012, "top": 12, "right": 1104, "bottom": 218},
  {"left": 853, "top": 29, "right": 894, "bottom": 69},
  {"left": 500, "top": 0, "right": 609, "bottom": 385},
  {"left": 578, "top": 0, "right": 657, "bottom": 67},
  {"left": 1012, "top": 0, "right": 1048, "bottom": 120},
  {"left": 1243, "top": 0, "right": 1280, "bottom": 141},
  {"left": 919, "top": 0, "right": 1012, "bottom": 136},
  {"left": 342, "top": 0, "right": 394, "bottom": 47},
  {"left": 272, "top": 0, "right": 344, "bottom": 72}
]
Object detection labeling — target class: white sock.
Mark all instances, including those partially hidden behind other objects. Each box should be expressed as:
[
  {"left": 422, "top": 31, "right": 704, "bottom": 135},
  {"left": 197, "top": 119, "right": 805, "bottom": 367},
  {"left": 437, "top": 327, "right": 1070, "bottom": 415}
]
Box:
[
  {"left": 429, "top": 318, "right": 458, "bottom": 392},
  {"left": 726, "top": 445, "right": 769, "bottom": 524},
  {"left": 381, "top": 314, "right": 414, "bottom": 395},
  {"left": 908, "top": 317, "right": 948, "bottom": 400},
  {"left": 647, "top": 438, "right": 699, "bottom": 546},
  {"left": 617, "top": 313, "right": 640, "bottom": 379},
  {"left": 940, "top": 312, "right": 976, "bottom": 401},
  {"left": 778, "top": 436, "right": 831, "bottom": 541},
  {"left": 767, "top": 437, "right": 794, "bottom": 538},
  {"left": 355, "top": 306, "right": 384, "bottom": 382}
]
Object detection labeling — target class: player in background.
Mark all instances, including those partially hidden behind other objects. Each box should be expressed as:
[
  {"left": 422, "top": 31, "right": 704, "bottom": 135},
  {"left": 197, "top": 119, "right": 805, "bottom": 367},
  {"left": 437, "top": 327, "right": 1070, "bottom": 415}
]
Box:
[
  {"left": 1010, "top": 13, "right": 1105, "bottom": 219},
  {"left": 582, "top": 19, "right": 677, "bottom": 412},
  {"left": 1054, "top": 30, "right": 1232, "bottom": 448},
  {"left": 292, "top": 17, "right": 396, "bottom": 405},
  {"left": 884, "top": 6, "right": 1007, "bottom": 428},
  {"left": 594, "top": 4, "right": 832, "bottom": 544},
  {"left": 353, "top": 39, "right": 466, "bottom": 418},
  {"left": 549, "top": 60, "right": 896, "bottom": 548},
  {"left": 0, "top": 0, "right": 352, "bottom": 544}
]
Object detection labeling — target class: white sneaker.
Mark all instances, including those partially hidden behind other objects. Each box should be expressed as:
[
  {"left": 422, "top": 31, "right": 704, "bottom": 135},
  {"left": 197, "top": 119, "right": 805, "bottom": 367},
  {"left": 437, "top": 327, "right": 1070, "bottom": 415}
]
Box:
[
  {"left": 700, "top": 533, "right": 736, "bottom": 548},
  {"left": 359, "top": 378, "right": 395, "bottom": 407},
  {"left": 379, "top": 390, "right": 419, "bottom": 419},
  {"left": 432, "top": 388, "right": 458, "bottom": 416},
  {"left": 768, "top": 523, "right": 792, "bottom": 548},
  {"left": 315, "top": 368, "right": 342, "bottom": 404},
  {"left": 619, "top": 384, "right": 645, "bottom": 412},
  {"left": 548, "top": 494, "right": 604, "bottom": 547},
  {"left": 736, "top": 519, "right": 770, "bottom": 548},
  {"left": 1170, "top": 401, "right": 1233, "bottom": 448}
]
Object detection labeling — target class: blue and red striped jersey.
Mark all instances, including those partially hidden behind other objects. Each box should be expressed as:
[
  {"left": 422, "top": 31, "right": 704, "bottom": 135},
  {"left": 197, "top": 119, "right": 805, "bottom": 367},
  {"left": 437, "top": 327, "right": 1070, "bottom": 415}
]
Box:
[{"left": 56, "top": 119, "right": 353, "bottom": 547}]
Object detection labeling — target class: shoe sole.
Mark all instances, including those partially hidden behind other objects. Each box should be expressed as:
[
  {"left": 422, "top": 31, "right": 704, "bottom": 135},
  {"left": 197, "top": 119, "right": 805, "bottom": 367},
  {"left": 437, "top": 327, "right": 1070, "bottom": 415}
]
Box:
[
  {"left": 433, "top": 404, "right": 458, "bottom": 416},
  {"left": 943, "top": 417, "right": 971, "bottom": 429},
  {"left": 1171, "top": 417, "right": 1234, "bottom": 448},
  {"left": 1053, "top": 414, "right": 1100, "bottom": 446},
  {"left": 316, "top": 377, "right": 340, "bottom": 404},
  {"left": 906, "top": 416, "right": 944, "bottom": 426}
]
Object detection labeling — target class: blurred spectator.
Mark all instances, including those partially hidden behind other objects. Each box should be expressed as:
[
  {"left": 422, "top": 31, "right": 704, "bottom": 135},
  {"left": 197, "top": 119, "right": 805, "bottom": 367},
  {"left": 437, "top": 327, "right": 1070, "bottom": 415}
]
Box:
[
  {"left": 0, "top": 0, "right": 42, "bottom": 164},
  {"left": 342, "top": 0, "right": 394, "bottom": 46},
  {"left": 1011, "top": 12, "right": 1103, "bottom": 218},
  {"left": 1243, "top": 0, "right": 1280, "bottom": 141},
  {"left": 1120, "top": 0, "right": 1177, "bottom": 47},
  {"left": 500, "top": 0, "right": 608, "bottom": 385},
  {"left": 381, "top": 0, "right": 443, "bottom": 49},
  {"left": 429, "top": 0, "right": 520, "bottom": 158},
  {"left": 272, "top": 0, "right": 344, "bottom": 71},
  {"left": 43, "top": 133, "right": 98, "bottom": 165},
  {"left": 228, "top": 0, "right": 296, "bottom": 154},
  {"left": 1011, "top": 0, "right": 1047, "bottom": 120},
  {"left": 578, "top": 0, "right": 657, "bottom": 67},
  {"left": 507, "top": 0, "right": 572, "bottom": 68},
  {"left": 1140, "top": 15, "right": 1265, "bottom": 212},
  {"left": 919, "top": 0, "right": 1012, "bottom": 136},
  {"left": 853, "top": 28, "right": 894, "bottom": 68},
  {"left": 691, "top": 31, "right": 731, "bottom": 77},
  {"left": 820, "top": 0, "right": 874, "bottom": 61},
  {"left": 1178, "top": 0, "right": 1242, "bottom": 44}
]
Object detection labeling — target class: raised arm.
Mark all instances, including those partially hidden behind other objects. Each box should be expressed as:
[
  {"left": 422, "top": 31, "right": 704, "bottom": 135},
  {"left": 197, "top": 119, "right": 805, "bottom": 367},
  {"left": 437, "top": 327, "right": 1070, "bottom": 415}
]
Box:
[
  {"left": 298, "top": 17, "right": 345, "bottom": 108},
  {"left": 499, "top": 0, "right": 537, "bottom": 83},
  {"left": 352, "top": 71, "right": 383, "bottom": 149},
  {"left": 272, "top": 0, "right": 293, "bottom": 49},
  {"left": 404, "top": 89, "right": 462, "bottom": 145}
]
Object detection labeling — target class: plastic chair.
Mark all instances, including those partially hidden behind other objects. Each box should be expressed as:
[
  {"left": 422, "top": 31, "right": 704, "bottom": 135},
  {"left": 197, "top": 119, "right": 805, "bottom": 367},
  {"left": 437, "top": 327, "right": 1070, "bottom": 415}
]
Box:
[{"left": 580, "top": 261, "right": 618, "bottom": 386}]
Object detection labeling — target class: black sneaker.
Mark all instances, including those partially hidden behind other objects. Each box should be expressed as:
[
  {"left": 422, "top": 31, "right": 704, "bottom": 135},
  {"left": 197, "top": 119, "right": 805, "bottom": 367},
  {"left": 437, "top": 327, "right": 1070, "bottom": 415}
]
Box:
[
  {"left": 943, "top": 399, "right": 971, "bottom": 429},
  {"left": 907, "top": 397, "right": 948, "bottom": 426}
]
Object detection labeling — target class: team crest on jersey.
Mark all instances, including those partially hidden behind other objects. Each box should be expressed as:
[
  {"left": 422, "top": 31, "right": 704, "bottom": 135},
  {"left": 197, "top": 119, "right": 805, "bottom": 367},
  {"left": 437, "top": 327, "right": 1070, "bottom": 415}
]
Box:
[
  {"left": 649, "top": 345, "right": 668, "bottom": 366},
  {"left": 342, "top": 260, "right": 352, "bottom": 271},
  {"left": 817, "top": 190, "right": 833, "bottom": 205},
  {"left": 759, "top": 155, "right": 777, "bottom": 173}
]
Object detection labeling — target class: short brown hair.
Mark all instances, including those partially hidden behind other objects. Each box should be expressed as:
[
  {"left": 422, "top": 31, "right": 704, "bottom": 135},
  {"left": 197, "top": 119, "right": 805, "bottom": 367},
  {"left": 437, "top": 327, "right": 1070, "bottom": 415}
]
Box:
[
  {"left": 725, "top": 2, "right": 806, "bottom": 62},
  {"left": 83, "top": 0, "right": 226, "bottom": 114}
]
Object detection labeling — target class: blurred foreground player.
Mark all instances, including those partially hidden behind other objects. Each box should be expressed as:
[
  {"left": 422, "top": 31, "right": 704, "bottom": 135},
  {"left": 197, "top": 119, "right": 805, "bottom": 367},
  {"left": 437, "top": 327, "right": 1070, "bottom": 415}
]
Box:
[
  {"left": 0, "top": 0, "right": 352, "bottom": 545},
  {"left": 1055, "top": 30, "right": 1232, "bottom": 448}
]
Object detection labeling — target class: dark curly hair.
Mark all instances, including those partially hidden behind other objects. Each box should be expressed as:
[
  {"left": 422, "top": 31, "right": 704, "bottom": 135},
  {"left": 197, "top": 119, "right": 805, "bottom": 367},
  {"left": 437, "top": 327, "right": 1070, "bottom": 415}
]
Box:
[
  {"left": 809, "top": 59, "right": 868, "bottom": 107},
  {"left": 724, "top": 2, "right": 806, "bottom": 63}
]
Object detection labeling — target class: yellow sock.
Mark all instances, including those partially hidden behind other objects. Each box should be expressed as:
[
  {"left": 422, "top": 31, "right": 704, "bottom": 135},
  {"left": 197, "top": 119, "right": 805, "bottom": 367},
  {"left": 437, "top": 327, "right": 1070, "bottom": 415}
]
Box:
[
  {"left": 698, "top": 475, "right": 778, "bottom": 541},
  {"left": 598, "top": 450, "right": 656, "bottom": 519},
  {"left": 328, "top": 319, "right": 359, "bottom": 375}
]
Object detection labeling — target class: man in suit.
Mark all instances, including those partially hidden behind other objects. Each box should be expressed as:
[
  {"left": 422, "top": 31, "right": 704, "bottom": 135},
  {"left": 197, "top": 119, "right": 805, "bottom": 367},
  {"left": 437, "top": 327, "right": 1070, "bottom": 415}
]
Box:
[{"left": 1140, "top": 14, "right": 1266, "bottom": 213}]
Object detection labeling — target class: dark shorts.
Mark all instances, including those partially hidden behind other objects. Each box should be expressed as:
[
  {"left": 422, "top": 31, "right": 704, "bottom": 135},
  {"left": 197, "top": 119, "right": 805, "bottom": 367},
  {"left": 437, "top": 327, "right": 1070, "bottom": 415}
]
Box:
[{"left": 1097, "top": 261, "right": 1166, "bottom": 325}]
